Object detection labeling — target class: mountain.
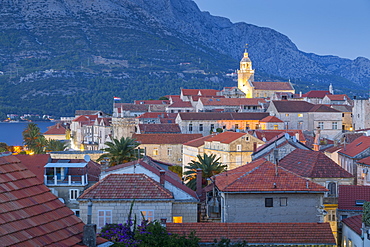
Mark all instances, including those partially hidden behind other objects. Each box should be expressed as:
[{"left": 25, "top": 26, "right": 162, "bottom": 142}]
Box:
[{"left": 0, "top": 0, "right": 369, "bottom": 118}]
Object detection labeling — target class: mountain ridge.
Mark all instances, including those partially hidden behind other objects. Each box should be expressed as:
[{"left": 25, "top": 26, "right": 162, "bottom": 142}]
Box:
[{"left": 0, "top": 0, "right": 368, "bottom": 118}]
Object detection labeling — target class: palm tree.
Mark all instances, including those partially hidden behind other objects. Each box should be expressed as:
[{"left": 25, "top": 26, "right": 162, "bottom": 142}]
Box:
[
  {"left": 97, "top": 137, "right": 140, "bottom": 167},
  {"left": 184, "top": 153, "right": 226, "bottom": 190},
  {"left": 45, "top": 139, "right": 68, "bottom": 152},
  {"left": 22, "top": 123, "right": 44, "bottom": 153}
]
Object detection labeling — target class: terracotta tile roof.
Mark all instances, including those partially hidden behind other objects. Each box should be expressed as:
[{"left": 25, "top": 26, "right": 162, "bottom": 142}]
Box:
[
  {"left": 324, "top": 144, "right": 344, "bottom": 154},
  {"left": 167, "top": 101, "right": 193, "bottom": 108},
  {"left": 16, "top": 154, "right": 51, "bottom": 182},
  {"left": 79, "top": 173, "right": 173, "bottom": 199},
  {"left": 44, "top": 123, "right": 66, "bottom": 135},
  {"left": 279, "top": 149, "right": 353, "bottom": 178},
  {"left": 338, "top": 185, "right": 370, "bottom": 211},
  {"left": 358, "top": 156, "right": 370, "bottom": 166},
  {"left": 250, "top": 130, "right": 305, "bottom": 142},
  {"left": 183, "top": 134, "right": 218, "bottom": 147},
  {"left": 260, "top": 116, "right": 283, "bottom": 123},
  {"left": 134, "top": 100, "right": 170, "bottom": 105},
  {"left": 251, "top": 81, "right": 294, "bottom": 90},
  {"left": 95, "top": 117, "right": 112, "bottom": 126},
  {"left": 205, "top": 131, "right": 246, "bottom": 144},
  {"left": 137, "top": 112, "right": 172, "bottom": 118},
  {"left": 104, "top": 157, "right": 198, "bottom": 199},
  {"left": 168, "top": 95, "right": 181, "bottom": 102},
  {"left": 138, "top": 124, "right": 181, "bottom": 133},
  {"left": 326, "top": 94, "right": 350, "bottom": 101},
  {"left": 330, "top": 104, "right": 352, "bottom": 112},
  {"left": 302, "top": 90, "right": 331, "bottom": 98},
  {"left": 182, "top": 89, "right": 200, "bottom": 96},
  {"left": 0, "top": 155, "right": 108, "bottom": 246},
  {"left": 214, "top": 158, "right": 327, "bottom": 192},
  {"left": 166, "top": 222, "right": 336, "bottom": 244},
  {"left": 309, "top": 104, "right": 339, "bottom": 113},
  {"left": 200, "top": 97, "right": 265, "bottom": 106},
  {"left": 133, "top": 133, "right": 202, "bottom": 144},
  {"left": 115, "top": 103, "right": 149, "bottom": 111},
  {"left": 272, "top": 100, "right": 315, "bottom": 112},
  {"left": 72, "top": 115, "right": 98, "bottom": 122},
  {"left": 338, "top": 136, "right": 370, "bottom": 158},
  {"left": 342, "top": 215, "right": 362, "bottom": 235},
  {"left": 178, "top": 112, "right": 269, "bottom": 121}
]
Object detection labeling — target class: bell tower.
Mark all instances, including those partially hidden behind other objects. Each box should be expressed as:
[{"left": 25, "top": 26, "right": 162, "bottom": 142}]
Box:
[{"left": 237, "top": 45, "right": 255, "bottom": 98}]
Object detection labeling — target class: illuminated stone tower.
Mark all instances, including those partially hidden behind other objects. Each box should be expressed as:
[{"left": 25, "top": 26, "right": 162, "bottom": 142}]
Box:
[{"left": 237, "top": 45, "right": 255, "bottom": 98}]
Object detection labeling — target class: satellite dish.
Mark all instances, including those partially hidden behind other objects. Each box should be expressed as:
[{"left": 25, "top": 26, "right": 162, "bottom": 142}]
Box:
[{"left": 84, "top": 155, "right": 91, "bottom": 162}]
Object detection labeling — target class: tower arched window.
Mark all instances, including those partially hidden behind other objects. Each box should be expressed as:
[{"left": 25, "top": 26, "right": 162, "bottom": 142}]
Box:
[{"left": 327, "top": 182, "right": 337, "bottom": 197}]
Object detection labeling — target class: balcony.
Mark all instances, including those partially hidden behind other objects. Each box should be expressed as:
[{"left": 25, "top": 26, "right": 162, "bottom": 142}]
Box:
[{"left": 44, "top": 162, "right": 89, "bottom": 186}]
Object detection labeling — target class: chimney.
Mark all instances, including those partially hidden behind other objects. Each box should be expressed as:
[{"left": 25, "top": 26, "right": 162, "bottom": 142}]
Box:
[
  {"left": 83, "top": 199, "right": 96, "bottom": 247},
  {"left": 196, "top": 168, "right": 203, "bottom": 197},
  {"left": 253, "top": 142, "right": 257, "bottom": 152},
  {"left": 160, "top": 170, "right": 165, "bottom": 186}
]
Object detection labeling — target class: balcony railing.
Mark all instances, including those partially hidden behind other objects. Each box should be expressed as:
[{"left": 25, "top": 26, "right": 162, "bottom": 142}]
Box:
[{"left": 44, "top": 174, "right": 88, "bottom": 186}]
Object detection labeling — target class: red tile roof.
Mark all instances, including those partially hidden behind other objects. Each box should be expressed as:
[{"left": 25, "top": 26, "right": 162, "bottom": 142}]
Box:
[
  {"left": 302, "top": 90, "right": 331, "bottom": 98},
  {"left": 250, "top": 130, "right": 305, "bottom": 142},
  {"left": 358, "top": 156, "right": 370, "bottom": 166},
  {"left": 181, "top": 89, "right": 220, "bottom": 96},
  {"left": 166, "top": 222, "right": 336, "bottom": 244},
  {"left": 251, "top": 81, "right": 294, "bottom": 90},
  {"left": 326, "top": 94, "right": 350, "bottom": 101},
  {"left": 338, "top": 185, "right": 370, "bottom": 211},
  {"left": 137, "top": 112, "right": 175, "bottom": 119},
  {"left": 200, "top": 97, "right": 265, "bottom": 106},
  {"left": 214, "top": 158, "right": 327, "bottom": 192},
  {"left": 167, "top": 101, "right": 193, "bottom": 108},
  {"left": 205, "top": 131, "right": 246, "bottom": 144},
  {"left": 342, "top": 215, "right": 362, "bottom": 235},
  {"left": 260, "top": 115, "right": 283, "bottom": 123},
  {"left": 134, "top": 100, "right": 170, "bottom": 105},
  {"left": 138, "top": 124, "right": 181, "bottom": 133},
  {"left": 338, "top": 136, "right": 370, "bottom": 158},
  {"left": 133, "top": 133, "right": 202, "bottom": 144},
  {"left": 178, "top": 112, "right": 269, "bottom": 120},
  {"left": 115, "top": 103, "right": 149, "bottom": 111},
  {"left": 0, "top": 155, "right": 108, "bottom": 246},
  {"left": 44, "top": 123, "right": 66, "bottom": 135},
  {"left": 183, "top": 134, "right": 217, "bottom": 148},
  {"left": 79, "top": 173, "right": 173, "bottom": 199},
  {"left": 279, "top": 149, "right": 353, "bottom": 178},
  {"left": 16, "top": 154, "right": 51, "bottom": 182},
  {"left": 271, "top": 100, "right": 315, "bottom": 112},
  {"left": 182, "top": 89, "right": 200, "bottom": 96},
  {"left": 104, "top": 157, "right": 198, "bottom": 199},
  {"left": 309, "top": 104, "right": 339, "bottom": 113},
  {"left": 72, "top": 115, "right": 98, "bottom": 122}
]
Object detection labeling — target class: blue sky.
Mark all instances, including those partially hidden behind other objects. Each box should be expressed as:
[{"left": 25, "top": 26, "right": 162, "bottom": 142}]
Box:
[{"left": 193, "top": 0, "right": 370, "bottom": 60}]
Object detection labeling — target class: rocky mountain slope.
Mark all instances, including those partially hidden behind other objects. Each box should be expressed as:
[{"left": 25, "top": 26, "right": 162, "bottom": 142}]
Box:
[{"left": 0, "top": 0, "right": 368, "bottom": 117}]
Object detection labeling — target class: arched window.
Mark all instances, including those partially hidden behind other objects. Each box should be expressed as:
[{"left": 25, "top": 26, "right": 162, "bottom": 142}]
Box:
[{"left": 328, "top": 182, "right": 337, "bottom": 197}]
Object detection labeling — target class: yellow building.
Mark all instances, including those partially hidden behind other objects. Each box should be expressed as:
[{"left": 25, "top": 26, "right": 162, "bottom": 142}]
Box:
[
  {"left": 203, "top": 131, "right": 265, "bottom": 170},
  {"left": 237, "top": 47, "right": 295, "bottom": 98}
]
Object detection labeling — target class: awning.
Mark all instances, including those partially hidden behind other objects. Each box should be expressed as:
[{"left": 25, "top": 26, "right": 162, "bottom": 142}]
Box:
[{"left": 45, "top": 163, "right": 87, "bottom": 168}]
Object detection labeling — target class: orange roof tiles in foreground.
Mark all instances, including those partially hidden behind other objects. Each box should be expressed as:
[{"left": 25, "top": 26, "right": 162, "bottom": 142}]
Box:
[
  {"left": 0, "top": 154, "right": 109, "bottom": 246},
  {"left": 214, "top": 158, "right": 328, "bottom": 193},
  {"left": 166, "top": 222, "right": 336, "bottom": 244}
]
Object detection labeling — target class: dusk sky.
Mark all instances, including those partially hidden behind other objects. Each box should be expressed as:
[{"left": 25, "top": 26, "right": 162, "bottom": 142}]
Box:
[{"left": 193, "top": 0, "right": 370, "bottom": 60}]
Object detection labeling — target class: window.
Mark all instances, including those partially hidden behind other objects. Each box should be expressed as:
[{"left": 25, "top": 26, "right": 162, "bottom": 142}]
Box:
[
  {"left": 199, "top": 124, "right": 203, "bottom": 131},
  {"left": 332, "top": 122, "right": 338, "bottom": 130},
  {"left": 98, "top": 210, "right": 112, "bottom": 228},
  {"left": 69, "top": 189, "right": 79, "bottom": 200},
  {"left": 72, "top": 209, "right": 80, "bottom": 217},
  {"left": 298, "top": 113, "right": 303, "bottom": 117},
  {"left": 173, "top": 216, "right": 183, "bottom": 223},
  {"left": 245, "top": 124, "right": 250, "bottom": 130},
  {"left": 141, "top": 210, "right": 154, "bottom": 222},
  {"left": 153, "top": 148, "right": 158, "bottom": 156},
  {"left": 273, "top": 125, "right": 278, "bottom": 130},
  {"left": 189, "top": 124, "right": 193, "bottom": 132},
  {"left": 265, "top": 198, "right": 273, "bottom": 207},
  {"left": 236, "top": 144, "right": 242, "bottom": 151},
  {"left": 210, "top": 124, "right": 214, "bottom": 131},
  {"left": 318, "top": 122, "right": 324, "bottom": 129},
  {"left": 167, "top": 148, "right": 172, "bottom": 156},
  {"left": 255, "top": 124, "right": 260, "bottom": 129},
  {"left": 285, "top": 114, "right": 289, "bottom": 117},
  {"left": 327, "top": 210, "right": 336, "bottom": 222},
  {"left": 235, "top": 124, "right": 239, "bottom": 129},
  {"left": 280, "top": 197, "right": 287, "bottom": 206},
  {"left": 327, "top": 182, "right": 337, "bottom": 197}
]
